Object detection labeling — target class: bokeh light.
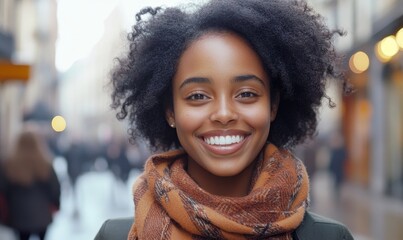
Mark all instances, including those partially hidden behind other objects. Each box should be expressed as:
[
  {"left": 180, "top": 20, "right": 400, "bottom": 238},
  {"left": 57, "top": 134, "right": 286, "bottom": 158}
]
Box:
[
  {"left": 51, "top": 115, "right": 67, "bottom": 132},
  {"left": 379, "top": 35, "right": 399, "bottom": 58},
  {"left": 349, "top": 51, "right": 370, "bottom": 73},
  {"left": 375, "top": 42, "right": 392, "bottom": 62}
]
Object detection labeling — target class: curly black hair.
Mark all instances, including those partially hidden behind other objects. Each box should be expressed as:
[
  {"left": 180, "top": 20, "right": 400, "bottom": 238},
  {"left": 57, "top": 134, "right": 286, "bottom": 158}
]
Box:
[{"left": 110, "top": 0, "right": 346, "bottom": 151}]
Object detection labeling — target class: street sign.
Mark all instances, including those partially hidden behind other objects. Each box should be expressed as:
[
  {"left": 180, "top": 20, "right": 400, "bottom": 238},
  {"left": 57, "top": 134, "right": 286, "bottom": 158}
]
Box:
[{"left": 0, "top": 61, "right": 30, "bottom": 82}]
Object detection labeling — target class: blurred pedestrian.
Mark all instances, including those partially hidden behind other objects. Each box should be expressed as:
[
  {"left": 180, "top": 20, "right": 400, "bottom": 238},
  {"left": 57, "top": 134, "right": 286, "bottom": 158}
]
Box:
[
  {"left": 329, "top": 131, "right": 347, "bottom": 195},
  {"left": 64, "top": 140, "right": 94, "bottom": 218},
  {"left": 104, "top": 137, "right": 131, "bottom": 183},
  {"left": 1, "top": 130, "right": 61, "bottom": 240}
]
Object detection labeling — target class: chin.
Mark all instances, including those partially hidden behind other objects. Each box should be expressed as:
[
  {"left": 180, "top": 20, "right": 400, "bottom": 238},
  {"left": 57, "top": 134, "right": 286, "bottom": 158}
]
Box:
[{"left": 208, "top": 167, "right": 244, "bottom": 178}]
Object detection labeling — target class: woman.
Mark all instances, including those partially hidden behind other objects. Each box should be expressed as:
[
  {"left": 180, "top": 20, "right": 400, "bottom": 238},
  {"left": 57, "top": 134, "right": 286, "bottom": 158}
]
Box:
[
  {"left": 97, "top": 0, "right": 354, "bottom": 239},
  {"left": 2, "top": 130, "right": 61, "bottom": 240}
]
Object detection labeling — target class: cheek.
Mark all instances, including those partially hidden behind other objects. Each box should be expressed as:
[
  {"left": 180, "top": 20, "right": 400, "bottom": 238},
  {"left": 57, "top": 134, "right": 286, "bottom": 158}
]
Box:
[
  {"left": 251, "top": 114, "right": 271, "bottom": 134},
  {"left": 240, "top": 104, "right": 272, "bottom": 129},
  {"left": 174, "top": 106, "right": 207, "bottom": 133}
]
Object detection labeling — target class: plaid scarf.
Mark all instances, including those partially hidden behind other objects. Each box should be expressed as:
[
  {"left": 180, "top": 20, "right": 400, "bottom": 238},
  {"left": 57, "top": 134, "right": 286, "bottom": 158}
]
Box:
[{"left": 128, "top": 144, "right": 309, "bottom": 240}]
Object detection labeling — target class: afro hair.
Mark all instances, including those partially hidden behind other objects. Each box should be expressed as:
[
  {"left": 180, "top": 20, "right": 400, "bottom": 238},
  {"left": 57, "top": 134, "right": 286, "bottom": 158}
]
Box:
[{"left": 110, "top": 0, "right": 346, "bottom": 151}]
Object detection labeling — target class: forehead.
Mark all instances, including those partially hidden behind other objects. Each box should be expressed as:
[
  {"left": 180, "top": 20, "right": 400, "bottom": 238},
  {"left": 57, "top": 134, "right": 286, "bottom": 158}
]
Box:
[
  {"left": 174, "top": 32, "right": 268, "bottom": 81},
  {"left": 184, "top": 31, "right": 259, "bottom": 61}
]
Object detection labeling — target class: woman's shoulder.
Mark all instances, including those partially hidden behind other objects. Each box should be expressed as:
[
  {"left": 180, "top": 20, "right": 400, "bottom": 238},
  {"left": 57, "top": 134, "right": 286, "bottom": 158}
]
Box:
[
  {"left": 94, "top": 217, "right": 133, "bottom": 240},
  {"left": 294, "top": 211, "right": 354, "bottom": 240},
  {"left": 94, "top": 212, "right": 354, "bottom": 240}
]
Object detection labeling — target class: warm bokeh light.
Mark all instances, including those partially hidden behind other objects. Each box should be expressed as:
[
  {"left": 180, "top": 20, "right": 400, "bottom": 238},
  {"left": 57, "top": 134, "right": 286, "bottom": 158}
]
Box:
[
  {"left": 396, "top": 28, "right": 403, "bottom": 49},
  {"left": 375, "top": 42, "right": 392, "bottom": 62},
  {"left": 379, "top": 35, "right": 399, "bottom": 58},
  {"left": 51, "top": 115, "right": 67, "bottom": 132},
  {"left": 349, "top": 51, "right": 369, "bottom": 73}
]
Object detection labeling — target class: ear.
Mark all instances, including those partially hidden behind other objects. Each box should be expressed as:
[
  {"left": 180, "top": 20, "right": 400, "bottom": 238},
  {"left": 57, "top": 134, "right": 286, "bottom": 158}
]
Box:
[
  {"left": 270, "top": 93, "right": 280, "bottom": 122},
  {"left": 165, "top": 107, "right": 176, "bottom": 128}
]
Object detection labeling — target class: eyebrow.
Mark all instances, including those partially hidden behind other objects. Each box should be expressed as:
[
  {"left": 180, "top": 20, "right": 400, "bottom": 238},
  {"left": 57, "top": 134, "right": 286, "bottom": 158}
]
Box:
[
  {"left": 178, "top": 74, "right": 266, "bottom": 89},
  {"left": 233, "top": 74, "right": 266, "bottom": 86},
  {"left": 179, "top": 77, "right": 210, "bottom": 89}
]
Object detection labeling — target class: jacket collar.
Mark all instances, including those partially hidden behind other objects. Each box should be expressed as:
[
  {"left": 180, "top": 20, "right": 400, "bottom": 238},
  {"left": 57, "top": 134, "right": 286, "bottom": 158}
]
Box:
[{"left": 292, "top": 212, "right": 314, "bottom": 240}]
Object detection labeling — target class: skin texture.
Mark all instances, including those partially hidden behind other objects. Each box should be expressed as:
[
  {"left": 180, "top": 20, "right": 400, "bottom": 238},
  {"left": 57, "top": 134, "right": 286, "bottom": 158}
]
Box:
[{"left": 166, "top": 32, "right": 278, "bottom": 197}]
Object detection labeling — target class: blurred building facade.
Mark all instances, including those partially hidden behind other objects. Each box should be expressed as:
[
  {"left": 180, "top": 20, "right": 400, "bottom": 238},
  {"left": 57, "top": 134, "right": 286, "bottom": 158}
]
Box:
[
  {"left": 0, "top": 0, "right": 58, "bottom": 159},
  {"left": 340, "top": 0, "right": 403, "bottom": 200},
  {"left": 305, "top": 0, "right": 403, "bottom": 201},
  {"left": 57, "top": 5, "right": 127, "bottom": 146}
]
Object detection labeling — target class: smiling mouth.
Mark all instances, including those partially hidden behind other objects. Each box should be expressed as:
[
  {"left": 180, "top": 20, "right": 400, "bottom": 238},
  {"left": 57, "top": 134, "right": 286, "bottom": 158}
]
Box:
[{"left": 203, "top": 135, "right": 245, "bottom": 146}]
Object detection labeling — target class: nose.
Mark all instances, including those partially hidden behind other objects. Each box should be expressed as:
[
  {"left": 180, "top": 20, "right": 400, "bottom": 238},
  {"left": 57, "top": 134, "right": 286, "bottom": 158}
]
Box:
[{"left": 209, "top": 96, "right": 238, "bottom": 125}]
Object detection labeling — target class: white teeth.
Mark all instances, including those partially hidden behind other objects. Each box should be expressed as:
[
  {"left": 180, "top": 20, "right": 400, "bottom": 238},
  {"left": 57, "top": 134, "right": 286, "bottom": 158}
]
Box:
[
  {"left": 219, "top": 136, "right": 225, "bottom": 145},
  {"left": 204, "top": 135, "right": 244, "bottom": 145}
]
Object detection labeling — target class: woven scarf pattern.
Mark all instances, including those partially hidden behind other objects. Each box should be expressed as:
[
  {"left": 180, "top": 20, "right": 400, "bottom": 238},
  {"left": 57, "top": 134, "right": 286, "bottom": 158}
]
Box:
[{"left": 128, "top": 144, "right": 309, "bottom": 240}]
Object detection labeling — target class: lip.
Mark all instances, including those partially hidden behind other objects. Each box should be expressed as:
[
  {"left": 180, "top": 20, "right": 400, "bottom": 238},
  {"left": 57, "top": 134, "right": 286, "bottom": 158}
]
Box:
[{"left": 197, "top": 129, "right": 250, "bottom": 156}]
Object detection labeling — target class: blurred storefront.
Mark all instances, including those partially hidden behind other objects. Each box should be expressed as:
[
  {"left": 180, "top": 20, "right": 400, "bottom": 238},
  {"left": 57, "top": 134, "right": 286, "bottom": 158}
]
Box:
[
  {"left": 0, "top": 0, "right": 58, "bottom": 159},
  {"left": 342, "top": 0, "right": 403, "bottom": 200}
]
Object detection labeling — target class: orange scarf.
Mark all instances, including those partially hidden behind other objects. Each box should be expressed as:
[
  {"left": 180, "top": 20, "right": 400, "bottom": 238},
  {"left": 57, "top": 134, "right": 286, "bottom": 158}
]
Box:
[{"left": 128, "top": 144, "right": 309, "bottom": 240}]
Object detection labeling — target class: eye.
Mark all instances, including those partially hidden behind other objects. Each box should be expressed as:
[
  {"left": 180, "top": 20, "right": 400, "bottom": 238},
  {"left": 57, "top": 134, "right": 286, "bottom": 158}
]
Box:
[
  {"left": 186, "top": 93, "right": 210, "bottom": 101},
  {"left": 237, "top": 91, "right": 258, "bottom": 98}
]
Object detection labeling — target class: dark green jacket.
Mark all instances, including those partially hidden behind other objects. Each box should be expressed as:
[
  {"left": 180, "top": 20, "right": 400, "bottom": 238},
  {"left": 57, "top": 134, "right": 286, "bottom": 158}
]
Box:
[{"left": 94, "top": 212, "right": 354, "bottom": 240}]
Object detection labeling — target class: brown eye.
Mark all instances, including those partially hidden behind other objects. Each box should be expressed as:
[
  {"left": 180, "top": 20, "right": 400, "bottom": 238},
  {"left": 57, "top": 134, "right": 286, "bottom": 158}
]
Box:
[
  {"left": 237, "top": 91, "right": 257, "bottom": 98},
  {"left": 187, "top": 93, "right": 209, "bottom": 100}
]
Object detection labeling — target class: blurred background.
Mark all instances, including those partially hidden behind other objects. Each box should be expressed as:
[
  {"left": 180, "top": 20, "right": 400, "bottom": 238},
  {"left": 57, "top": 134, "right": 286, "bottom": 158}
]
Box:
[{"left": 0, "top": 0, "right": 402, "bottom": 239}]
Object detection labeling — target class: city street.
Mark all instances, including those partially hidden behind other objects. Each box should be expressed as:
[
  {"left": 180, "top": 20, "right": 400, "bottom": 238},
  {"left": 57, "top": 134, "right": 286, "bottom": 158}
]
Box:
[{"left": 311, "top": 171, "right": 403, "bottom": 240}]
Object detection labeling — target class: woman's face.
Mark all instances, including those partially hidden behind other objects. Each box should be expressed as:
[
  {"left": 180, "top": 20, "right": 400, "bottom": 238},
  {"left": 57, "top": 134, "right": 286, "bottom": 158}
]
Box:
[{"left": 167, "top": 32, "right": 277, "bottom": 178}]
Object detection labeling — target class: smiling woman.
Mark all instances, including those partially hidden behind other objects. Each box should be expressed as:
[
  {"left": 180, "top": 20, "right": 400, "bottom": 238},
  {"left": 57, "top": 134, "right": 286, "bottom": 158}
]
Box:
[{"left": 96, "top": 0, "right": 354, "bottom": 239}]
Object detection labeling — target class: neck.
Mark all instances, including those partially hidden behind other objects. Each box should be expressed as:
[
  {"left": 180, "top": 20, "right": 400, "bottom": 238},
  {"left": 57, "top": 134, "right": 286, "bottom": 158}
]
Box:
[{"left": 186, "top": 159, "right": 257, "bottom": 197}]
